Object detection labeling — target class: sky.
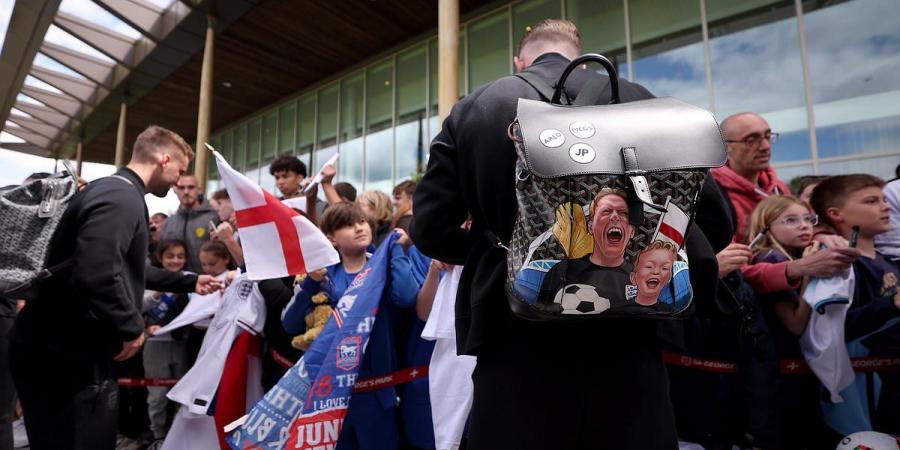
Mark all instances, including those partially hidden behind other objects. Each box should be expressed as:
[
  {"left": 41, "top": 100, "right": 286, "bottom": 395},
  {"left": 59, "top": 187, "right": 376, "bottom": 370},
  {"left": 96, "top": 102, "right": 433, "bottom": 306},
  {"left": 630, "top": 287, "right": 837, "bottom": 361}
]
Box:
[{"left": 0, "top": 0, "right": 180, "bottom": 214}]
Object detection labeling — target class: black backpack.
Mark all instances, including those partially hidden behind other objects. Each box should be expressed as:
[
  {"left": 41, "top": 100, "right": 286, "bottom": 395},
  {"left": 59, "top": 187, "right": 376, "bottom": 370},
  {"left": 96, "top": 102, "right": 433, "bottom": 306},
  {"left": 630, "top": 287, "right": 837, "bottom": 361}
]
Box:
[{"left": 503, "top": 54, "right": 727, "bottom": 320}]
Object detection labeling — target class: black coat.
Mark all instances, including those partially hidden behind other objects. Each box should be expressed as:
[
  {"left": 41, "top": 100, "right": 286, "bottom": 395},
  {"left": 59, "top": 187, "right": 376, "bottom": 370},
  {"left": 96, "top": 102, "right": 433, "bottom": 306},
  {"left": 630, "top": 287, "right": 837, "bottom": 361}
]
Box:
[
  {"left": 411, "top": 52, "right": 722, "bottom": 355},
  {"left": 411, "top": 52, "right": 718, "bottom": 449},
  {"left": 12, "top": 168, "right": 197, "bottom": 359}
]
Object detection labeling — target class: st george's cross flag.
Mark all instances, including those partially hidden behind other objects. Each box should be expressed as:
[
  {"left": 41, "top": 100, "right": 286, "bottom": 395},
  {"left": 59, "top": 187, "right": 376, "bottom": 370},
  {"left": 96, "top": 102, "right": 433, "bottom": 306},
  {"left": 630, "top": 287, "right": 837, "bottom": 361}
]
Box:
[
  {"left": 651, "top": 196, "right": 691, "bottom": 248},
  {"left": 210, "top": 146, "right": 339, "bottom": 280}
]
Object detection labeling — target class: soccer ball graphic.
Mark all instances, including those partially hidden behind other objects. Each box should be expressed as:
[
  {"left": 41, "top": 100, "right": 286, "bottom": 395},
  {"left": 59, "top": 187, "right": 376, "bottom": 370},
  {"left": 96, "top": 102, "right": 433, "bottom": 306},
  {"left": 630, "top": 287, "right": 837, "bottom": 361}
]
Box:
[
  {"left": 553, "top": 284, "right": 610, "bottom": 315},
  {"left": 835, "top": 431, "right": 900, "bottom": 450}
]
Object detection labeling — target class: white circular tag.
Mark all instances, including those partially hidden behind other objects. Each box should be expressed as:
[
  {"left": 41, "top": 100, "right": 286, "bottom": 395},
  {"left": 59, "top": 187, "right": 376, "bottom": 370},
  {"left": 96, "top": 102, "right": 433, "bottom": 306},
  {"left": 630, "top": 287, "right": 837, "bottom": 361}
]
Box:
[
  {"left": 539, "top": 129, "right": 565, "bottom": 148},
  {"left": 569, "top": 121, "right": 595, "bottom": 139},
  {"left": 568, "top": 143, "right": 595, "bottom": 164}
]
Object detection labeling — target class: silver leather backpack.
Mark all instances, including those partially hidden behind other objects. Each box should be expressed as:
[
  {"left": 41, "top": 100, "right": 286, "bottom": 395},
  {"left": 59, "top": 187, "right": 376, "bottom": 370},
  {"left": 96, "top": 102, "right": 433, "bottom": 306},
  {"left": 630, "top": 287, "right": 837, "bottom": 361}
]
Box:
[
  {"left": 0, "top": 162, "right": 79, "bottom": 295},
  {"left": 504, "top": 54, "right": 726, "bottom": 320}
]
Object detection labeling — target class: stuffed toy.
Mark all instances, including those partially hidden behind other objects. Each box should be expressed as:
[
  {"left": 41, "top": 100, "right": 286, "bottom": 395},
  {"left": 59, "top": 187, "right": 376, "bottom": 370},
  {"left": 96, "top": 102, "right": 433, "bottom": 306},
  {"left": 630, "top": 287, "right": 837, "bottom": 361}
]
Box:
[{"left": 291, "top": 291, "right": 332, "bottom": 351}]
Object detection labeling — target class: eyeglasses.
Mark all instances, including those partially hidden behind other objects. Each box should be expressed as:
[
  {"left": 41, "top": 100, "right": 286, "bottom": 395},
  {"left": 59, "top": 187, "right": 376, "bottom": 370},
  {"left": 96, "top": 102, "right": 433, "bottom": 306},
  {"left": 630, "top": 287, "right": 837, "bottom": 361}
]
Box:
[
  {"left": 772, "top": 214, "right": 818, "bottom": 228},
  {"left": 725, "top": 131, "right": 780, "bottom": 148}
]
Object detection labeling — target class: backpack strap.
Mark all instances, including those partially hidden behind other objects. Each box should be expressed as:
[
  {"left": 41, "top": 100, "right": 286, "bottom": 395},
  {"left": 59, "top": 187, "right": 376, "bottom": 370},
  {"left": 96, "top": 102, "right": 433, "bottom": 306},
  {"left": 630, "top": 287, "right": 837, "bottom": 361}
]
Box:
[
  {"left": 514, "top": 72, "right": 555, "bottom": 102},
  {"left": 571, "top": 76, "right": 612, "bottom": 106},
  {"left": 108, "top": 174, "right": 135, "bottom": 187},
  {"left": 514, "top": 72, "right": 573, "bottom": 104}
]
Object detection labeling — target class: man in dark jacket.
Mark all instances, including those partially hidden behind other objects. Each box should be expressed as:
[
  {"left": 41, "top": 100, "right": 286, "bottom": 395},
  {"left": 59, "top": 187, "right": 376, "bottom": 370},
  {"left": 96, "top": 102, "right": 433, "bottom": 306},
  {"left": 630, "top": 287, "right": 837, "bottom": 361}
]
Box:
[
  {"left": 411, "top": 19, "right": 720, "bottom": 449},
  {"left": 10, "top": 125, "right": 217, "bottom": 450},
  {"left": 162, "top": 173, "right": 218, "bottom": 273}
]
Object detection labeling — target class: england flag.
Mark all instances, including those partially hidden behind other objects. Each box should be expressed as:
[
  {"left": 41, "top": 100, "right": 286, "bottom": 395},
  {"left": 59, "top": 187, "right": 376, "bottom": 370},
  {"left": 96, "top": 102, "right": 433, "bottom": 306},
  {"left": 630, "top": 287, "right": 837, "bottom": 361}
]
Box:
[
  {"left": 652, "top": 197, "right": 690, "bottom": 249},
  {"left": 210, "top": 146, "right": 339, "bottom": 280}
]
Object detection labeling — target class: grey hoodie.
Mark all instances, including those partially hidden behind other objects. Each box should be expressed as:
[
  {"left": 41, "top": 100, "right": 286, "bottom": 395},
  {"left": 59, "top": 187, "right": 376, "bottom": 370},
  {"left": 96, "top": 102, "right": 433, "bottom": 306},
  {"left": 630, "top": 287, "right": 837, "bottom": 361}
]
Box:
[{"left": 161, "top": 202, "right": 218, "bottom": 273}]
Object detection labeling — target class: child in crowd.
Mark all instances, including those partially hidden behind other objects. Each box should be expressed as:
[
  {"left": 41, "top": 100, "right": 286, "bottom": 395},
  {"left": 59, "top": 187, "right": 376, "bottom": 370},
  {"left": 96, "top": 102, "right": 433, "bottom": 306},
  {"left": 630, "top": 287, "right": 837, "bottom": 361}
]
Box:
[
  {"left": 810, "top": 174, "right": 900, "bottom": 436},
  {"left": 143, "top": 240, "right": 192, "bottom": 445},
  {"left": 186, "top": 240, "right": 234, "bottom": 363},
  {"left": 282, "top": 203, "right": 420, "bottom": 450},
  {"left": 747, "top": 195, "right": 826, "bottom": 447},
  {"left": 358, "top": 190, "right": 395, "bottom": 247},
  {"left": 209, "top": 189, "right": 244, "bottom": 266},
  {"left": 391, "top": 180, "right": 416, "bottom": 233}
]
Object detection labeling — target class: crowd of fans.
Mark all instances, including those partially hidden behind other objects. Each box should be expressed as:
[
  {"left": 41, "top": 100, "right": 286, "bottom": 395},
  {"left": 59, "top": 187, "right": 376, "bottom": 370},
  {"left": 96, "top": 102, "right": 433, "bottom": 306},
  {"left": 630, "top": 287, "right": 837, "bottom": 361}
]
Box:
[{"left": 2, "top": 17, "right": 899, "bottom": 450}]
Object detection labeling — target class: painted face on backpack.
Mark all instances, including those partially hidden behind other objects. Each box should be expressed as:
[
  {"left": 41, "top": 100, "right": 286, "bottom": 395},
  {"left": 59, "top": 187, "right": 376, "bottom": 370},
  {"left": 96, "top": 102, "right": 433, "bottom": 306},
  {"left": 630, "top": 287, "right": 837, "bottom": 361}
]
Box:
[
  {"left": 630, "top": 246, "right": 675, "bottom": 306},
  {"left": 590, "top": 193, "right": 634, "bottom": 267}
]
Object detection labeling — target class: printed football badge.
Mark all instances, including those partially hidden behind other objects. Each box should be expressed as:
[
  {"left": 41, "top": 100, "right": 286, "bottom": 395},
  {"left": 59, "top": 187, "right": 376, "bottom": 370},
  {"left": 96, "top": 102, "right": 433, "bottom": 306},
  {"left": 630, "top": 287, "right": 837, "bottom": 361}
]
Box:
[
  {"left": 336, "top": 335, "right": 362, "bottom": 371},
  {"left": 195, "top": 226, "right": 206, "bottom": 238},
  {"left": 238, "top": 280, "right": 253, "bottom": 300}
]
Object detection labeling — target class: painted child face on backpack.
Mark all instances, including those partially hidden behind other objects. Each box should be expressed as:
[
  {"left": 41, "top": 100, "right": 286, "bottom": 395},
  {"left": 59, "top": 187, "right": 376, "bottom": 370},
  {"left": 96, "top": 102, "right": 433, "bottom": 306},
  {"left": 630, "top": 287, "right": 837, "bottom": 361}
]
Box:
[
  {"left": 630, "top": 246, "right": 675, "bottom": 306},
  {"left": 590, "top": 193, "right": 634, "bottom": 267},
  {"left": 161, "top": 245, "right": 186, "bottom": 273}
]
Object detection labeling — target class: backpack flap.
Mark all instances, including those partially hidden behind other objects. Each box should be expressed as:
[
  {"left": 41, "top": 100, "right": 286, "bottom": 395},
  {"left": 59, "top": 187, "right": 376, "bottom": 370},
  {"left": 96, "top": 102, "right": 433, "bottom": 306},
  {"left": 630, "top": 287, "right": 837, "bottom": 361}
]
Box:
[{"left": 515, "top": 96, "right": 726, "bottom": 179}]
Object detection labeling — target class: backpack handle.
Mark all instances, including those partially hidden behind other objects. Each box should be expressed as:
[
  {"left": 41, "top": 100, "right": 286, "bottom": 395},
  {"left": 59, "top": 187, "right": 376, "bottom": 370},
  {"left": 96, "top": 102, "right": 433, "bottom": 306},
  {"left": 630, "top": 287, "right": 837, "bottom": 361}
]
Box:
[{"left": 551, "top": 53, "right": 621, "bottom": 105}]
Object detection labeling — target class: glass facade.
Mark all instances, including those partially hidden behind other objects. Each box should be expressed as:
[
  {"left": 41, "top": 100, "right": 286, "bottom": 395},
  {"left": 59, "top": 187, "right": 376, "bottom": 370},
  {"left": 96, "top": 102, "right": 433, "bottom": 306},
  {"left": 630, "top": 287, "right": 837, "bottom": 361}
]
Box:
[{"left": 208, "top": 0, "right": 900, "bottom": 193}]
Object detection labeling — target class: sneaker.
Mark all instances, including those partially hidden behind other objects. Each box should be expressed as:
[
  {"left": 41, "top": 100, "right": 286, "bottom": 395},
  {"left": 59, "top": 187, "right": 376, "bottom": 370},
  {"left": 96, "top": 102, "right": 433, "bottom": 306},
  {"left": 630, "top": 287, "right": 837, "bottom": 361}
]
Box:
[{"left": 12, "top": 418, "right": 28, "bottom": 448}]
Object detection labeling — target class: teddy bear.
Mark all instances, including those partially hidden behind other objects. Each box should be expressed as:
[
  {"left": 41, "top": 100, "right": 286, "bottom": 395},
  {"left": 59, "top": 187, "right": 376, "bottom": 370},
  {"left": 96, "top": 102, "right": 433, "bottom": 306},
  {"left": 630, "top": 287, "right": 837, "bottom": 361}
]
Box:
[{"left": 291, "top": 291, "right": 332, "bottom": 351}]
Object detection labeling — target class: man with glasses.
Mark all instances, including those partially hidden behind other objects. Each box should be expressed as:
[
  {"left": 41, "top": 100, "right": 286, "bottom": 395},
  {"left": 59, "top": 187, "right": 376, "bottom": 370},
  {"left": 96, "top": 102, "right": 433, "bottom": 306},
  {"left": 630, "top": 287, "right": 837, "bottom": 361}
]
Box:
[
  {"left": 712, "top": 111, "right": 858, "bottom": 294},
  {"left": 162, "top": 174, "right": 218, "bottom": 272}
]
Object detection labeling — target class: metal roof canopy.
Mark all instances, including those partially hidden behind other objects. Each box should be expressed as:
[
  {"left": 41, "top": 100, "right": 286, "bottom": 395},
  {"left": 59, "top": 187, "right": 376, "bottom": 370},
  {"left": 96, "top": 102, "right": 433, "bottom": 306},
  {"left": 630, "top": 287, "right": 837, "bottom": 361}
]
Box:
[
  {"left": 0, "top": 0, "right": 257, "bottom": 159},
  {"left": 1, "top": 0, "right": 493, "bottom": 164}
]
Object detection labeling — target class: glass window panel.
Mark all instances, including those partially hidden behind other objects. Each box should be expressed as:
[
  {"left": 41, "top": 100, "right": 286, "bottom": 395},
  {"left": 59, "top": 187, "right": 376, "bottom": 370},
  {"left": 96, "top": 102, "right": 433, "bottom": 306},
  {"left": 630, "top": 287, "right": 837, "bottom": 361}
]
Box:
[
  {"left": 804, "top": 0, "right": 900, "bottom": 159},
  {"left": 705, "top": 0, "right": 783, "bottom": 23},
  {"left": 396, "top": 120, "right": 426, "bottom": 184},
  {"left": 316, "top": 85, "right": 339, "bottom": 171},
  {"left": 366, "top": 61, "right": 394, "bottom": 192},
  {"left": 219, "top": 130, "right": 233, "bottom": 164},
  {"left": 233, "top": 125, "right": 247, "bottom": 170},
  {"left": 339, "top": 73, "right": 364, "bottom": 189},
  {"left": 771, "top": 163, "right": 814, "bottom": 185},
  {"left": 397, "top": 46, "right": 428, "bottom": 185},
  {"left": 818, "top": 154, "right": 900, "bottom": 181},
  {"left": 279, "top": 103, "right": 296, "bottom": 154},
  {"left": 298, "top": 95, "right": 316, "bottom": 167},
  {"left": 367, "top": 62, "right": 393, "bottom": 130},
  {"left": 260, "top": 160, "right": 276, "bottom": 194},
  {"left": 708, "top": 2, "right": 810, "bottom": 163},
  {"left": 630, "top": 0, "right": 708, "bottom": 109},
  {"left": 568, "top": 0, "right": 625, "bottom": 55},
  {"left": 468, "top": 12, "right": 511, "bottom": 90},
  {"left": 512, "top": 0, "right": 561, "bottom": 52},
  {"left": 262, "top": 112, "right": 277, "bottom": 160},
  {"left": 429, "top": 34, "right": 467, "bottom": 116},
  {"left": 207, "top": 136, "right": 219, "bottom": 180},
  {"left": 247, "top": 118, "right": 261, "bottom": 169}
]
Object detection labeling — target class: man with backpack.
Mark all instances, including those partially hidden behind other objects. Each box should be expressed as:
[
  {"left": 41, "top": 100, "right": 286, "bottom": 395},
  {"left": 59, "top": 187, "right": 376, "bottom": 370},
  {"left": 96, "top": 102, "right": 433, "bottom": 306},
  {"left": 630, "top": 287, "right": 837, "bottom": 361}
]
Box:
[
  {"left": 412, "top": 19, "right": 722, "bottom": 449},
  {"left": 8, "top": 125, "right": 216, "bottom": 450}
]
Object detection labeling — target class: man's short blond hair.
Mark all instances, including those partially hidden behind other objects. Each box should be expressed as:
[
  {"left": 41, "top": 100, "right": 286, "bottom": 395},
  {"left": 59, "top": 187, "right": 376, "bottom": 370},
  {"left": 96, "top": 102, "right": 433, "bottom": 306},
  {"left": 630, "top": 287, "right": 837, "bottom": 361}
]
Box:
[
  {"left": 132, "top": 125, "right": 194, "bottom": 163},
  {"left": 518, "top": 19, "right": 582, "bottom": 57},
  {"left": 590, "top": 187, "right": 628, "bottom": 216}
]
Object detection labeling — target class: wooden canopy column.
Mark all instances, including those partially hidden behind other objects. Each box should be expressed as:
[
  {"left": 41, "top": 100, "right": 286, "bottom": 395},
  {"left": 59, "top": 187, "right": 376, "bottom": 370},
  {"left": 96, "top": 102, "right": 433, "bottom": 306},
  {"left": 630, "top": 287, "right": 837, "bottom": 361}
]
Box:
[
  {"left": 114, "top": 99, "right": 127, "bottom": 166},
  {"left": 438, "top": 0, "right": 459, "bottom": 121},
  {"left": 194, "top": 14, "right": 215, "bottom": 189}
]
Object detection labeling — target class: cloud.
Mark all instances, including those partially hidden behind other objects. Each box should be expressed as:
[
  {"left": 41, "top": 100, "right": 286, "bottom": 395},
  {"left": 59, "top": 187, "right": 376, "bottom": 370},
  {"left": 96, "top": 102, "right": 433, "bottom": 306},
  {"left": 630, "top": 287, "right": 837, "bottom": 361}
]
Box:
[
  {"left": 59, "top": 0, "right": 141, "bottom": 39},
  {"left": 44, "top": 24, "right": 115, "bottom": 63},
  {"left": 0, "top": 0, "right": 13, "bottom": 50}
]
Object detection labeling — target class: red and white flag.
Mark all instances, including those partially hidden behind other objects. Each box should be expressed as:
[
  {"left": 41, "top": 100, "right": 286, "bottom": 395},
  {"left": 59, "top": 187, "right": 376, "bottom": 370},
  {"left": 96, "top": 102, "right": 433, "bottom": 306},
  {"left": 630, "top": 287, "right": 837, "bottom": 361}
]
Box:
[
  {"left": 652, "top": 197, "right": 690, "bottom": 248},
  {"left": 211, "top": 147, "right": 339, "bottom": 280}
]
